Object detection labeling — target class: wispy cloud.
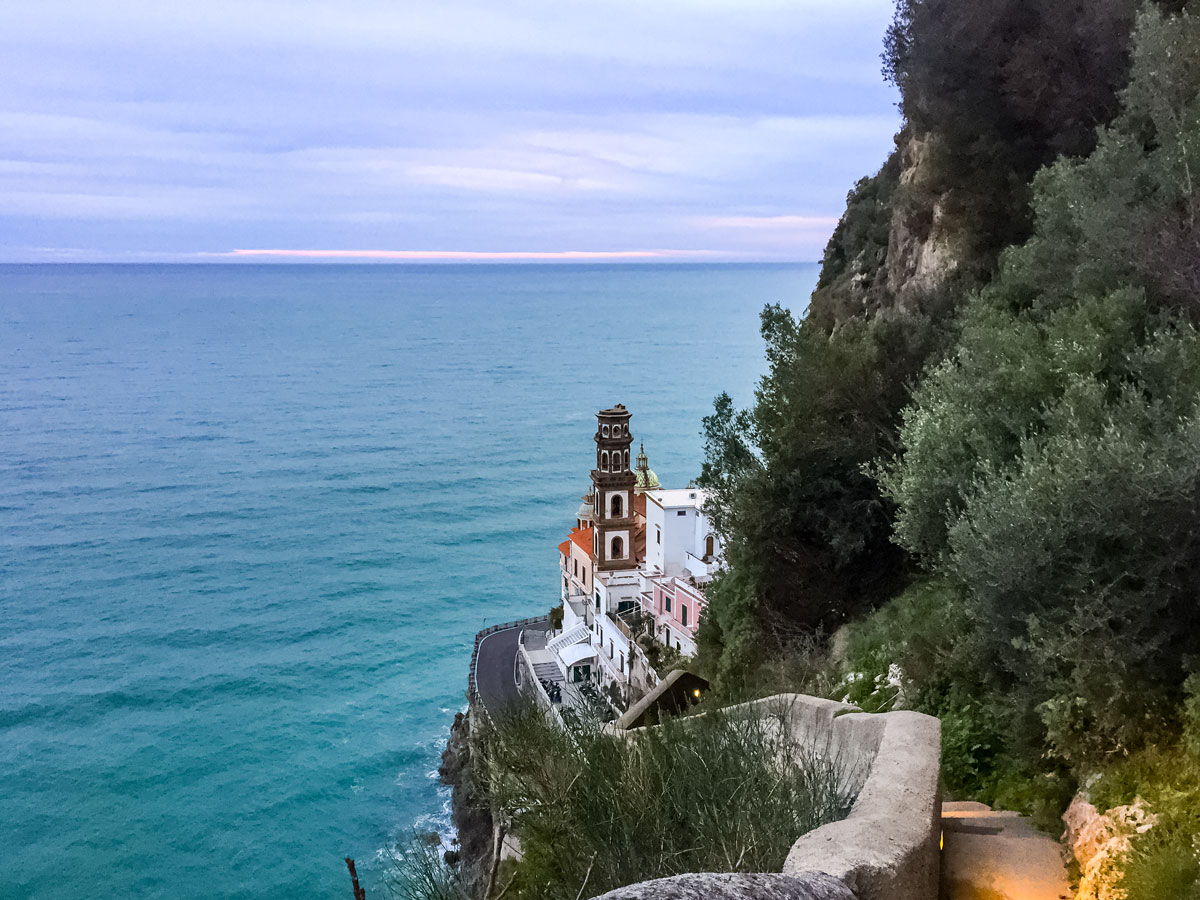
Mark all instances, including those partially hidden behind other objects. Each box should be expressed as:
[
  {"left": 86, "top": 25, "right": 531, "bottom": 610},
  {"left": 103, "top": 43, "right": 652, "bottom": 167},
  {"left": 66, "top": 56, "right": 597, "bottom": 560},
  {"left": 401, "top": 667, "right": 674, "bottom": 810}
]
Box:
[
  {"left": 691, "top": 214, "right": 841, "bottom": 230},
  {"left": 0, "top": 0, "right": 899, "bottom": 262}
]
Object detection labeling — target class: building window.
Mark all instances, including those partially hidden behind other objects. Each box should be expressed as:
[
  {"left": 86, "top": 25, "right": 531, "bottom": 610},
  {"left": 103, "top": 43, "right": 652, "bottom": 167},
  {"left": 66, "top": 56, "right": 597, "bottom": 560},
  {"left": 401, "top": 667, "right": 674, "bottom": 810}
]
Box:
[
  {"left": 602, "top": 424, "right": 610, "bottom": 437},
  {"left": 620, "top": 653, "right": 625, "bottom": 673},
  {"left": 665, "top": 594, "right": 672, "bottom": 613},
  {"left": 611, "top": 494, "right": 622, "bottom": 518},
  {"left": 613, "top": 424, "right": 621, "bottom": 437},
  {"left": 573, "top": 558, "right": 578, "bottom": 577},
  {"left": 656, "top": 526, "right": 661, "bottom": 545},
  {"left": 624, "top": 449, "right": 629, "bottom": 469},
  {"left": 595, "top": 592, "right": 601, "bottom": 611},
  {"left": 681, "top": 604, "right": 689, "bottom": 627},
  {"left": 611, "top": 536, "right": 623, "bottom": 559},
  {"left": 563, "top": 577, "right": 568, "bottom": 592},
  {"left": 676, "top": 510, "right": 687, "bottom": 517},
  {"left": 705, "top": 535, "right": 715, "bottom": 559},
  {"left": 601, "top": 450, "right": 609, "bottom": 471}
]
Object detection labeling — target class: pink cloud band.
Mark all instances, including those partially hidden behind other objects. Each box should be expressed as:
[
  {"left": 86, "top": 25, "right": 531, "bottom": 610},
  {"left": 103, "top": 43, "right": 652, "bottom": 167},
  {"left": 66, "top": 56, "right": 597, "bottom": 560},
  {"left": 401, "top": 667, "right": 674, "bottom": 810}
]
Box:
[{"left": 228, "top": 248, "right": 723, "bottom": 260}]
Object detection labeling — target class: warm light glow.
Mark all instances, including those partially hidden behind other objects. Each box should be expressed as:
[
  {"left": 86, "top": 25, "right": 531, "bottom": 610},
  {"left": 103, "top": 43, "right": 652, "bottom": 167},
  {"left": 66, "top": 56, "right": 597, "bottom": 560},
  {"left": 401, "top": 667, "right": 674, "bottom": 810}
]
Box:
[
  {"left": 226, "top": 248, "right": 724, "bottom": 261},
  {"left": 693, "top": 689, "right": 701, "bottom": 698}
]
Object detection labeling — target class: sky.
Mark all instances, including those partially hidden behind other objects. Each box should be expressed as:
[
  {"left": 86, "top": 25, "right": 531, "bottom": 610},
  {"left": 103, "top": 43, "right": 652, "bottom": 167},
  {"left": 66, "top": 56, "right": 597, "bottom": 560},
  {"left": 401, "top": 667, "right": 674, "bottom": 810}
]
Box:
[{"left": 1, "top": 0, "right": 901, "bottom": 263}]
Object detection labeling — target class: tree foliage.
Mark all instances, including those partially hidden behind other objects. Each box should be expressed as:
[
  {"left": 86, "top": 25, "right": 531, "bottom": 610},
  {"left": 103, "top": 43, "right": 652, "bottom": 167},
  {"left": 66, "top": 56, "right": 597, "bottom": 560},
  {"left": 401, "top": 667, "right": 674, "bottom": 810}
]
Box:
[
  {"left": 881, "top": 4, "right": 1200, "bottom": 766},
  {"left": 812, "top": 0, "right": 1185, "bottom": 332},
  {"left": 698, "top": 304, "right": 949, "bottom": 684}
]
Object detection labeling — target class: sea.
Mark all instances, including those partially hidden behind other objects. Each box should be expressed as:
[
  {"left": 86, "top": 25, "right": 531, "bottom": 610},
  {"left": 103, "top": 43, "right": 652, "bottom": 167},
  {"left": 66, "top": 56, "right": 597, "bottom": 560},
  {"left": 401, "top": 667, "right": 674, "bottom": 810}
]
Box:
[{"left": 0, "top": 263, "right": 816, "bottom": 900}]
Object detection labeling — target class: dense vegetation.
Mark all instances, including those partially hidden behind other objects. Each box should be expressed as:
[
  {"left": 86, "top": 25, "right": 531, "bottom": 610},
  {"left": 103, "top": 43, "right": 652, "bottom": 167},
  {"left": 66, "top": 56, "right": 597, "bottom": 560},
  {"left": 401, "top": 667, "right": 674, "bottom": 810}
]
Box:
[
  {"left": 394, "top": 699, "right": 859, "bottom": 900},
  {"left": 699, "top": 3, "right": 1200, "bottom": 897}
]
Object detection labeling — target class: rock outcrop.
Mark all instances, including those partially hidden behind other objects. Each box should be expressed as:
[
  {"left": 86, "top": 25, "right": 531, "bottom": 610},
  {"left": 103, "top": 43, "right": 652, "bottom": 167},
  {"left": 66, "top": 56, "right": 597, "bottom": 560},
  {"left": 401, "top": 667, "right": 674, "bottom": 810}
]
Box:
[
  {"left": 439, "top": 711, "right": 494, "bottom": 900},
  {"left": 1063, "top": 795, "right": 1158, "bottom": 900}
]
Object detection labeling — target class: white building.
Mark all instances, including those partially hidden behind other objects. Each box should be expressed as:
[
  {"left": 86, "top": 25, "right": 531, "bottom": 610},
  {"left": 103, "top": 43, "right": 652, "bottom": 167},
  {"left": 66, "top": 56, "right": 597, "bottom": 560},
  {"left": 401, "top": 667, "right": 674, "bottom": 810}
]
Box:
[{"left": 552, "top": 405, "right": 723, "bottom": 708}]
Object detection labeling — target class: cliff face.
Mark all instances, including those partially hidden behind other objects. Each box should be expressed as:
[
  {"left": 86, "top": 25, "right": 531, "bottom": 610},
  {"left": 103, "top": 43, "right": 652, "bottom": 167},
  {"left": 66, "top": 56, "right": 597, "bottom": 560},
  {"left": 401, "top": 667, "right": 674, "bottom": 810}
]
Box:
[
  {"left": 806, "top": 0, "right": 1178, "bottom": 334},
  {"left": 884, "top": 132, "right": 964, "bottom": 308},
  {"left": 439, "top": 711, "right": 494, "bottom": 900},
  {"left": 807, "top": 128, "right": 993, "bottom": 333}
]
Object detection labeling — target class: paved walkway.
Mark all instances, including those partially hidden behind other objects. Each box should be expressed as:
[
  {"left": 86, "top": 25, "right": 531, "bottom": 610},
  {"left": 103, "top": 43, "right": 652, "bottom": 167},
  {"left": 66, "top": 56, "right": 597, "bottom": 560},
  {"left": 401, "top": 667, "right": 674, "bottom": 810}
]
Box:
[
  {"left": 941, "top": 801, "right": 1072, "bottom": 900},
  {"left": 474, "top": 619, "right": 547, "bottom": 717}
]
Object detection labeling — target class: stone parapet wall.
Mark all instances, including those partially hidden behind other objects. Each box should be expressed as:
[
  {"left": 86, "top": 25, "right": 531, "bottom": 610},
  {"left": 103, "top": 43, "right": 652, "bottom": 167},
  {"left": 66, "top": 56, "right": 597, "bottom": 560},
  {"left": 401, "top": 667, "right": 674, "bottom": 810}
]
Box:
[
  {"left": 592, "top": 693, "right": 942, "bottom": 900},
  {"left": 783, "top": 708, "right": 941, "bottom": 900},
  {"left": 594, "top": 872, "right": 856, "bottom": 900}
]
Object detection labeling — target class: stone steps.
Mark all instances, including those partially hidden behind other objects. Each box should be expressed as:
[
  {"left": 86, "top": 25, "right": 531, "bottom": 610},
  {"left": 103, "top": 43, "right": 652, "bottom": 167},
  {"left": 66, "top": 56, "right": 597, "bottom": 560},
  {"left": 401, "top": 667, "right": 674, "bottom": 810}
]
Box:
[
  {"left": 941, "top": 801, "right": 1071, "bottom": 900},
  {"left": 546, "top": 623, "right": 589, "bottom": 654}
]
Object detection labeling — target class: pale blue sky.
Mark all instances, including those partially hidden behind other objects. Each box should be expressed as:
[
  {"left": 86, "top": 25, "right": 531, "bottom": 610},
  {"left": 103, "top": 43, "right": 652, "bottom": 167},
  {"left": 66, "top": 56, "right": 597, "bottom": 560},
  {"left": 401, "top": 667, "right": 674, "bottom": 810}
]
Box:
[{"left": 1, "top": 0, "right": 900, "bottom": 262}]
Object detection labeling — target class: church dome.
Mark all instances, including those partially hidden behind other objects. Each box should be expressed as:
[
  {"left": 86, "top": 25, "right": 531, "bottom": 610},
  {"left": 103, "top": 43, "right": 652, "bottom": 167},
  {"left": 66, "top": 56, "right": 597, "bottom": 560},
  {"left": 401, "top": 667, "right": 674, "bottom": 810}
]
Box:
[
  {"left": 576, "top": 488, "right": 596, "bottom": 520},
  {"left": 635, "top": 467, "right": 660, "bottom": 489},
  {"left": 634, "top": 443, "right": 660, "bottom": 491}
]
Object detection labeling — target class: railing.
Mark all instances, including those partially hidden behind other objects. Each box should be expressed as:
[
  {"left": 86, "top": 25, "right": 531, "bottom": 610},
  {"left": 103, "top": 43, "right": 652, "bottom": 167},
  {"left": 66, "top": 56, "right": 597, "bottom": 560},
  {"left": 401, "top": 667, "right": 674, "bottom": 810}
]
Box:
[
  {"left": 517, "top": 629, "right": 565, "bottom": 726},
  {"left": 609, "top": 610, "right": 636, "bottom": 641}
]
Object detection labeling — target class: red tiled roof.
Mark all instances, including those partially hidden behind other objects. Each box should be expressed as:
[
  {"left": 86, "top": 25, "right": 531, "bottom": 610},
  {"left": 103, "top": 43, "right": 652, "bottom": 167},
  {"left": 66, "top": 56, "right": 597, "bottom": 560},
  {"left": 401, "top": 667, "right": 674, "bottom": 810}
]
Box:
[
  {"left": 558, "top": 540, "right": 571, "bottom": 557},
  {"left": 568, "top": 526, "right": 595, "bottom": 560}
]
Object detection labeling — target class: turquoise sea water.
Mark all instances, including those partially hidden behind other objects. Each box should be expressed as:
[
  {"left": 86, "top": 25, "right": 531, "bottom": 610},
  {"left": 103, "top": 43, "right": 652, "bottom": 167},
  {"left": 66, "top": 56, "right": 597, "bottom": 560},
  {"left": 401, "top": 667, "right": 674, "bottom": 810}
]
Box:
[{"left": 0, "top": 263, "right": 816, "bottom": 899}]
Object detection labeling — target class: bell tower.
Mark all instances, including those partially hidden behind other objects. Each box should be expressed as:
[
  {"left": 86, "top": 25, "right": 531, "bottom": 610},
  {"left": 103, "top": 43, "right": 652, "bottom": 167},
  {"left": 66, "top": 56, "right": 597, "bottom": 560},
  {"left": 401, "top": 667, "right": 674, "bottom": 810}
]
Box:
[{"left": 592, "top": 404, "right": 637, "bottom": 572}]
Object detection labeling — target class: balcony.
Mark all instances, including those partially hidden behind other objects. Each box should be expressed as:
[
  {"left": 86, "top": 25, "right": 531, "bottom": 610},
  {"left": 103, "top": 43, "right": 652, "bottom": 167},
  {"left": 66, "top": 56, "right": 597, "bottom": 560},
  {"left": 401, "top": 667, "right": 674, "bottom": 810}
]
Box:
[
  {"left": 683, "top": 551, "right": 716, "bottom": 581},
  {"left": 607, "top": 605, "right": 651, "bottom": 642}
]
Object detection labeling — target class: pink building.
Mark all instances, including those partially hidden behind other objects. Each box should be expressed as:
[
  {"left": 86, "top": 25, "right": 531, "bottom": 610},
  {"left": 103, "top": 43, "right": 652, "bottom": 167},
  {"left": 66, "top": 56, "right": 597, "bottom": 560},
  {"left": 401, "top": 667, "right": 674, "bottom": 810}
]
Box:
[{"left": 646, "top": 575, "right": 707, "bottom": 654}]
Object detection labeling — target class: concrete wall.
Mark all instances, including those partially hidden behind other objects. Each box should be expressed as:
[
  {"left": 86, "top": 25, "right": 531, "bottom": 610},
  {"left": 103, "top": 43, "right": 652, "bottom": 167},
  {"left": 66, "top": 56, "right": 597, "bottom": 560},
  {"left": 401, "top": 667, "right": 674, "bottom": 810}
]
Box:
[
  {"left": 592, "top": 692, "right": 942, "bottom": 900},
  {"left": 595, "top": 872, "right": 856, "bottom": 900}
]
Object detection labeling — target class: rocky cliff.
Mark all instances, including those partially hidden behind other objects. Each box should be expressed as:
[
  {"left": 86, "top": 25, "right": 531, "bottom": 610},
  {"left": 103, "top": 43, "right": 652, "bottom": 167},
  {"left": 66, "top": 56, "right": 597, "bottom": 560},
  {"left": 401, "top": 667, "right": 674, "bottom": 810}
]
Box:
[{"left": 439, "top": 710, "right": 495, "bottom": 900}]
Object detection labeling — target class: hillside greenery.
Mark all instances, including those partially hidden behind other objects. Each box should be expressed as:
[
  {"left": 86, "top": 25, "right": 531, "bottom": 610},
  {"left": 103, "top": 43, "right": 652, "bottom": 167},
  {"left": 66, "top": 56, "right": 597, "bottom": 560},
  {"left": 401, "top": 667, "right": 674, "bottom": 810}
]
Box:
[{"left": 699, "top": 3, "right": 1200, "bottom": 896}]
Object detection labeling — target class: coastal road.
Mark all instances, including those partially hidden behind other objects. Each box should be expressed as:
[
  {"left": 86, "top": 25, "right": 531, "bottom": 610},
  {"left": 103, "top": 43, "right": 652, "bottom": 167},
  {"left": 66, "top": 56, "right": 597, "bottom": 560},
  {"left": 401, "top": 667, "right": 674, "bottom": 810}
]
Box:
[{"left": 474, "top": 618, "right": 547, "bottom": 718}]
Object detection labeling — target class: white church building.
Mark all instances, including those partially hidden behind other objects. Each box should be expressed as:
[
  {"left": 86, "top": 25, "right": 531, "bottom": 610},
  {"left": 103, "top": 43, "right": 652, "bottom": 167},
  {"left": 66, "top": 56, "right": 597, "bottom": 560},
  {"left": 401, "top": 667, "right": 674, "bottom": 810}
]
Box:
[{"left": 548, "top": 404, "right": 722, "bottom": 706}]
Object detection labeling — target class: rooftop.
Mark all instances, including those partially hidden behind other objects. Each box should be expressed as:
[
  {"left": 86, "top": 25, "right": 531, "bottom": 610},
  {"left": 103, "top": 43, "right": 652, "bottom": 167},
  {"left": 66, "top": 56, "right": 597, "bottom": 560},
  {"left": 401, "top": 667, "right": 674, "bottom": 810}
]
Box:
[
  {"left": 568, "top": 526, "right": 595, "bottom": 560},
  {"left": 646, "top": 488, "right": 708, "bottom": 509}
]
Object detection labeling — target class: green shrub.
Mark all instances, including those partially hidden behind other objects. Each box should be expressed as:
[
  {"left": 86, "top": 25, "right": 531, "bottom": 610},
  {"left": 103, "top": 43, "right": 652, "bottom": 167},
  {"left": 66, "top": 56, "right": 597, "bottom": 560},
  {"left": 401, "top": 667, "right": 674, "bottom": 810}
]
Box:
[
  {"left": 477, "top": 697, "right": 861, "bottom": 900},
  {"left": 1088, "top": 713, "right": 1200, "bottom": 900},
  {"left": 1184, "top": 672, "right": 1200, "bottom": 756},
  {"left": 382, "top": 831, "right": 470, "bottom": 900},
  {"left": 1122, "top": 840, "right": 1200, "bottom": 900}
]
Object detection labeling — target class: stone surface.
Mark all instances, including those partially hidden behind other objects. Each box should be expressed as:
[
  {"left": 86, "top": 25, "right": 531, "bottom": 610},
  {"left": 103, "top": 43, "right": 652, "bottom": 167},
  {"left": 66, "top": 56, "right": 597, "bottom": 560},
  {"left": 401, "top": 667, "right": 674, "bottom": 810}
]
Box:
[
  {"left": 941, "top": 804, "right": 1071, "bottom": 900},
  {"left": 784, "top": 709, "right": 942, "bottom": 900},
  {"left": 590, "top": 871, "right": 857, "bottom": 900},
  {"left": 1062, "top": 794, "right": 1156, "bottom": 900}
]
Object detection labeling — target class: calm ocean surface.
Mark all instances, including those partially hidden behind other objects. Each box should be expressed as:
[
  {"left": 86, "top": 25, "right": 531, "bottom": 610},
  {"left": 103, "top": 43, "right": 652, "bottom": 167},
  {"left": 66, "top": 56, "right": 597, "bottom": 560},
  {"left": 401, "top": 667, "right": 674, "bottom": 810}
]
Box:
[{"left": 0, "top": 263, "right": 815, "bottom": 899}]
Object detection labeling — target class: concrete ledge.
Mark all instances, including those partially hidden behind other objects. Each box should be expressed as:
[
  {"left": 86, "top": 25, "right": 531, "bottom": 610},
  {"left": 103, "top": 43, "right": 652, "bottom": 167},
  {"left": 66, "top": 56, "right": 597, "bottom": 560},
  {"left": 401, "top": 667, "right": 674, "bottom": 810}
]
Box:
[
  {"left": 783, "top": 710, "right": 942, "bottom": 900},
  {"left": 591, "top": 872, "right": 857, "bottom": 900}
]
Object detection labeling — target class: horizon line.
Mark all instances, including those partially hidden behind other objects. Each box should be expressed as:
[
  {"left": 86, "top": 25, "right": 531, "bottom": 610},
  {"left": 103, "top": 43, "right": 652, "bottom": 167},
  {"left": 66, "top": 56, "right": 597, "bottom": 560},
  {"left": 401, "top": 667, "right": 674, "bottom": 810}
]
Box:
[{"left": 226, "top": 248, "right": 729, "bottom": 261}]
